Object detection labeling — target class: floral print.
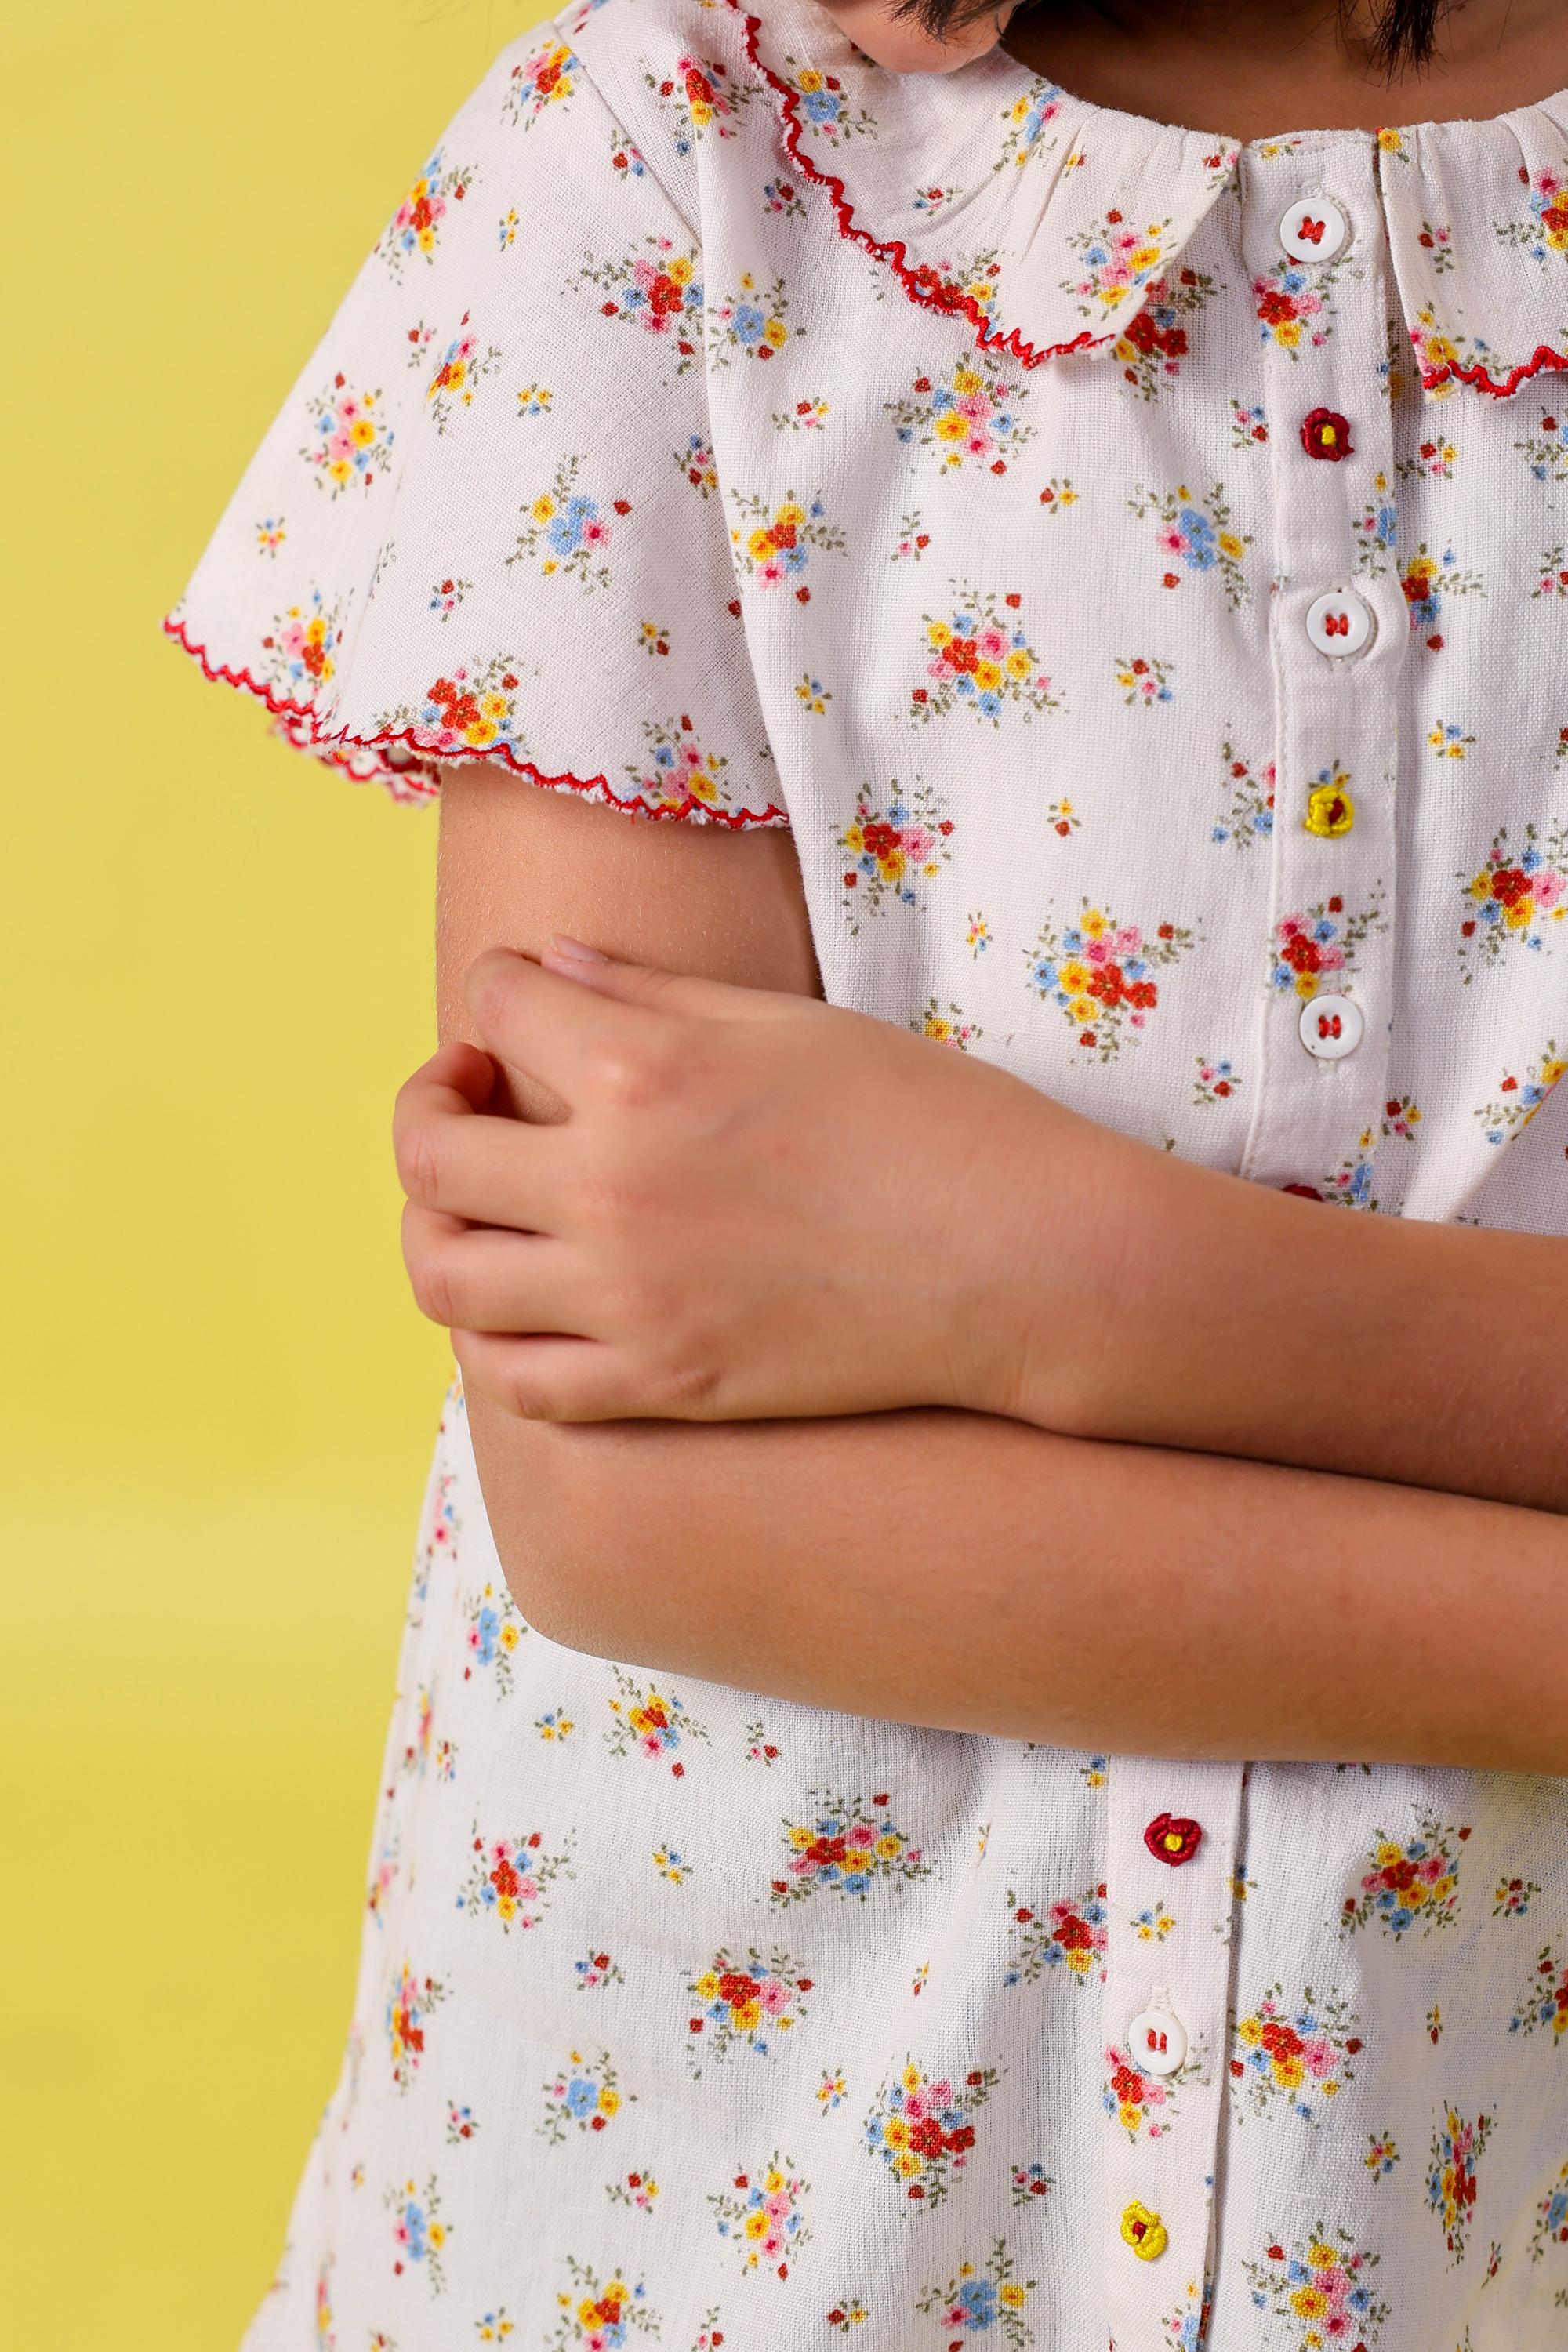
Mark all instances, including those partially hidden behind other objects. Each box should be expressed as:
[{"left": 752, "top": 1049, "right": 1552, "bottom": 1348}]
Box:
[
  {"left": 1025, "top": 898, "right": 1202, "bottom": 1062},
  {"left": 1128, "top": 480, "right": 1253, "bottom": 604},
  {"left": 1229, "top": 1984, "right": 1362, "bottom": 2122},
  {"left": 385, "top": 2172, "right": 451, "bottom": 2294},
  {"left": 1062, "top": 211, "right": 1179, "bottom": 322},
  {"left": 728, "top": 488, "right": 844, "bottom": 592},
  {"left": 771, "top": 1788, "right": 935, "bottom": 1902},
  {"left": 504, "top": 41, "right": 580, "bottom": 129},
  {"left": 423, "top": 315, "right": 504, "bottom": 434},
  {"left": 545, "top": 2259, "right": 657, "bottom": 2346},
  {"left": 1457, "top": 819, "right": 1568, "bottom": 975},
  {"left": 912, "top": 585, "right": 1062, "bottom": 721},
  {"left": 1507, "top": 1942, "right": 1568, "bottom": 2043},
  {"left": 709, "top": 2153, "right": 811, "bottom": 2274},
  {"left": 835, "top": 780, "right": 955, "bottom": 931},
  {"left": 385, "top": 1960, "right": 447, "bottom": 2092},
  {"left": 708, "top": 270, "right": 795, "bottom": 363},
  {"left": 1474, "top": 1040, "right": 1564, "bottom": 1143},
  {"left": 864, "top": 2059, "right": 1001, "bottom": 2210},
  {"left": 458, "top": 1825, "right": 575, "bottom": 1932},
  {"left": 1496, "top": 165, "right": 1568, "bottom": 263},
  {"left": 376, "top": 147, "right": 473, "bottom": 275},
  {"left": 301, "top": 379, "right": 393, "bottom": 495},
  {"left": 1426, "top": 2106, "right": 1492, "bottom": 2258},
  {"left": 1241, "top": 2226, "right": 1390, "bottom": 2348},
  {"left": 644, "top": 53, "right": 753, "bottom": 154},
  {"left": 164, "top": 4, "right": 1568, "bottom": 2345},
  {"left": 580, "top": 238, "right": 704, "bottom": 372},
  {"left": 886, "top": 358, "right": 1033, "bottom": 471},
  {"left": 1270, "top": 887, "right": 1389, "bottom": 1000},
  {"left": 916, "top": 2240, "right": 1036, "bottom": 2345},
  {"left": 539, "top": 2049, "right": 632, "bottom": 2144},
  {"left": 1341, "top": 1813, "right": 1470, "bottom": 1939},
  {"left": 463, "top": 1578, "right": 523, "bottom": 1693},
  {"left": 509, "top": 457, "right": 628, "bottom": 590},
  {"left": 1112, "top": 267, "right": 1223, "bottom": 397},
  {"left": 1002, "top": 1883, "right": 1109, "bottom": 1985},
  {"left": 686, "top": 1948, "right": 813, "bottom": 2071}
]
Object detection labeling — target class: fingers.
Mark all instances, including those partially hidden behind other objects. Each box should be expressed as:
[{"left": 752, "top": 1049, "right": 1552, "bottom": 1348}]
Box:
[
  {"left": 391, "top": 1045, "right": 573, "bottom": 1232},
  {"left": 401, "top": 1200, "right": 589, "bottom": 1339},
  {"left": 463, "top": 945, "right": 675, "bottom": 1109},
  {"left": 450, "top": 1323, "right": 662, "bottom": 1425}
]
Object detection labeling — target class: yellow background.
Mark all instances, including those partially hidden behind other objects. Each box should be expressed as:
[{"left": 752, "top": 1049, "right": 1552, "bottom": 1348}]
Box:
[{"left": 6, "top": 2, "right": 550, "bottom": 2341}]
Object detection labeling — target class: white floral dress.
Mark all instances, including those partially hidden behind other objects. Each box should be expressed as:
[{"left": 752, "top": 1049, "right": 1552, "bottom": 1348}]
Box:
[{"left": 163, "top": 2, "right": 1568, "bottom": 2345}]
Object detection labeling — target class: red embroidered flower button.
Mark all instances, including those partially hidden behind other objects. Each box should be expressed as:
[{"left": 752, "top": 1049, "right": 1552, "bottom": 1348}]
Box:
[
  {"left": 1144, "top": 1812, "right": 1203, "bottom": 1867},
  {"left": 1301, "top": 407, "right": 1354, "bottom": 461}
]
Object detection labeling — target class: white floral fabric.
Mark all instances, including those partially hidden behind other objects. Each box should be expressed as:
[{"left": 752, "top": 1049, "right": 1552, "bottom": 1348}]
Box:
[{"left": 162, "top": 2, "right": 1568, "bottom": 2347}]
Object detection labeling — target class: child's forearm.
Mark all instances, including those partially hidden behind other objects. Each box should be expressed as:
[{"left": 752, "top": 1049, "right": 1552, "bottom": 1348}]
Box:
[
  {"left": 474, "top": 1389, "right": 1568, "bottom": 1774},
  {"left": 1014, "top": 1134, "right": 1568, "bottom": 1515}
]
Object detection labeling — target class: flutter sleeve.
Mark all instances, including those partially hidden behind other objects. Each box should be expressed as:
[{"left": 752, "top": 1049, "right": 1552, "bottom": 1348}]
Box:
[{"left": 160, "top": 20, "right": 786, "bottom": 827}]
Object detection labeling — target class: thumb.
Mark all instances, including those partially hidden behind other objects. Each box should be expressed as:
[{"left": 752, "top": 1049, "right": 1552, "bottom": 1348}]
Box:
[{"left": 541, "top": 935, "right": 800, "bottom": 1022}]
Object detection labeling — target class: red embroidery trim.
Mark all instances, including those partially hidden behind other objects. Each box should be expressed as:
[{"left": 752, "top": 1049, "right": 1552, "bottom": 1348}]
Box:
[
  {"left": 161, "top": 613, "right": 792, "bottom": 829},
  {"left": 729, "top": 2, "right": 1105, "bottom": 369},
  {"left": 1417, "top": 342, "right": 1568, "bottom": 400},
  {"left": 1142, "top": 1811, "right": 1203, "bottom": 1866},
  {"left": 731, "top": 2, "right": 1568, "bottom": 400}
]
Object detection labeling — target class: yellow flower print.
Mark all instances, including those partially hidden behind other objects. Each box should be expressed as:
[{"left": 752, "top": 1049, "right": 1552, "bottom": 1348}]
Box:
[
  {"left": 695, "top": 1972, "right": 720, "bottom": 2001},
  {"left": 927, "top": 621, "right": 954, "bottom": 648},
  {"left": 797, "top": 67, "right": 824, "bottom": 92},
  {"left": 1377, "top": 126, "right": 1404, "bottom": 151},
  {"left": 902, "top": 2063, "right": 922, "bottom": 2095},
  {"left": 1080, "top": 907, "right": 1109, "bottom": 937},
  {"left": 598, "top": 2088, "right": 620, "bottom": 2115},
  {"left": 875, "top": 1833, "right": 903, "bottom": 1859},
  {"left": 1130, "top": 241, "right": 1163, "bottom": 270},
  {"left": 531, "top": 494, "right": 556, "bottom": 523},
  {"left": 1291, "top": 2285, "right": 1329, "bottom": 2319},
  {"left": 935, "top": 410, "right": 969, "bottom": 443},
  {"left": 1000, "top": 2283, "right": 1028, "bottom": 2308},
  {"left": 1004, "top": 649, "right": 1033, "bottom": 679},
  {"left": 1218, "top": 530, "right": 1243, "bottom": 557},
  {"left": 1059, "top": 960, "right": 1091, "bottom": 990},
  {"left": 974, "top": 660, "right": 1003, "bottom": 691}
]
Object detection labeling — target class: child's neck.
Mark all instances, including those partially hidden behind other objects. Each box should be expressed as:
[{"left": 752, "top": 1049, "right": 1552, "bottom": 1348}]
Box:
[{"left": 1002, "top": 0, "right": 1563, "bottom": 141}]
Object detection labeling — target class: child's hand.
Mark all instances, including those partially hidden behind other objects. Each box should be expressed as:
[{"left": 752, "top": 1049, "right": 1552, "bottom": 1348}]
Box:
[{"left": 393, "top": 938, "right": 1136, "bottom": 1428}]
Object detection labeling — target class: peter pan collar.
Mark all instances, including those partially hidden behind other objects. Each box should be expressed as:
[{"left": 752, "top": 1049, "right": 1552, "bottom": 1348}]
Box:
[{"left": 735, "top": 0, "right": 1568, "bottom": 400}]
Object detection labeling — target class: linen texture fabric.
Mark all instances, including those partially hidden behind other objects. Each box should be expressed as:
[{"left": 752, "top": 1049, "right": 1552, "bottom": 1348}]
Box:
[{"left": 163, "top": 2, "right": 1568, "bottom": 2344}]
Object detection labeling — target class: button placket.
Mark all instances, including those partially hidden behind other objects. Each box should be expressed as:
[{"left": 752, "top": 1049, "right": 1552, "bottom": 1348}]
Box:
[
  {"left": 1236, "top": 140, "right": 1404, "bottom": 1192},
  {"left": 1099, "top": 1756, "right": 1243, "bottom": 2350}
]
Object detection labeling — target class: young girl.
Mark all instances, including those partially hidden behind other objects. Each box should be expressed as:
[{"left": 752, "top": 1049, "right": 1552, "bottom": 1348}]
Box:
[{"left": 164, "top": 0, "right": 1568, "bottom": 2343}]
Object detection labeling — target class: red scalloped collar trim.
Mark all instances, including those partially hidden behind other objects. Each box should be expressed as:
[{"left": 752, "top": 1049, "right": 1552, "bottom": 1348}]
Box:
[
  {"left": 731, "top": 3, "right": 1568, "bottom": 400},
  {"left": 730, "top": 2, "right": 1102, "bottom": 368},
  {"left": 1416, "top": 339, "right": 1568, "bottom": 399},
  {"left": 162, "top": 613, "right": 791, "bottom": 828}
]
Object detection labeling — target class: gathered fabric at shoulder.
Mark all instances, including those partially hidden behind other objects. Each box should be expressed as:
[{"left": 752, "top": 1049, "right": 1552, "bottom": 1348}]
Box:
[{"left": 162, "top": 7, "right": 787, "bottom": 826}]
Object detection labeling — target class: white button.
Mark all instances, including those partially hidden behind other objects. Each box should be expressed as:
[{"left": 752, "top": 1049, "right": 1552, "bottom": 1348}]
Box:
[
  {"left": 1305, "top": 587, "right": 1375, "bottom": 659},
  {"left": 1298, "top": 990, "right": 1363, "bottom": 1061},
  {"left": 1127, "top": 2004, "right": 1187, "bottom": 2077},
  {"left": 1279, "top": 194, "right": 1349, "bottom": 263}
]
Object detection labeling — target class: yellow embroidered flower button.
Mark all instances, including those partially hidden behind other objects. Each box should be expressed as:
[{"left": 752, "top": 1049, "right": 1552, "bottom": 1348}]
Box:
[
  {"left": 1120, "top": 2200, "right": 1168, "bottom": 2259},
  {"left": 1304, "top": 774, "right": 1356, "bottom": 836}
]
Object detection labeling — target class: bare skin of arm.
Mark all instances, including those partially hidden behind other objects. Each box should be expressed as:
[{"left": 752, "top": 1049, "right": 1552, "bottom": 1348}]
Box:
[{"left": 431, "top": 766, "right": 1568, "bottom": 1775}]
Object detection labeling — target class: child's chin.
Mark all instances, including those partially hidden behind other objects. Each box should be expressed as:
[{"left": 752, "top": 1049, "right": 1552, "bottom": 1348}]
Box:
[{"left": 816, "top": 1, "right": 1010, "bottom": 77}]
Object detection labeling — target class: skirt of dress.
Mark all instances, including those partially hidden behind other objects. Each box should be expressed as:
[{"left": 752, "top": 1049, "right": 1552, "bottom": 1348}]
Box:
[{"left": 240, "top": 1372, "right": 1568, "bottom": 2352}]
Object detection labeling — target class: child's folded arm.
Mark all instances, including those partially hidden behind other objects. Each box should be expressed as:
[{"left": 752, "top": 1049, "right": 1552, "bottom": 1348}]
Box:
[
  {"left": 475, "top": 1397, "right": 1568, "bottom": 1777},
  {"left": 1022, "top": 1142, "right": 1568, "bottom": 1517}
]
